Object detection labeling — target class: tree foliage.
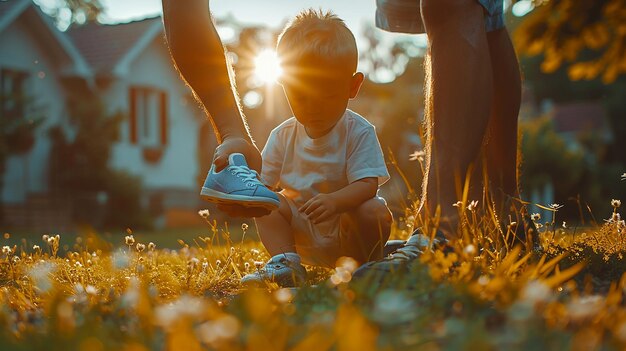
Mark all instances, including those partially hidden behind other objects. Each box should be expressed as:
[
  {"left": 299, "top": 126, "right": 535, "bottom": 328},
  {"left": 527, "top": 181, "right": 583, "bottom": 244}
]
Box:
[{"left": 515, "top": 0, "right": 626, "bottom": 83}]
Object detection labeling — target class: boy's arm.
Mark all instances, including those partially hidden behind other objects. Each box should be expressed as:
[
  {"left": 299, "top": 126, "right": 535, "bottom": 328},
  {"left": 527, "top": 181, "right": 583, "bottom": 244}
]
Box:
[{"left": 299, "top": 177, "right": 378, "bottom": 224}]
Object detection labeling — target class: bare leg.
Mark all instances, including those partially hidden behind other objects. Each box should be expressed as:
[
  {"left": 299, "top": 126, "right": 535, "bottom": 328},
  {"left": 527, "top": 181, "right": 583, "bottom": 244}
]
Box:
[
  {"left": 419, "top": 0, "right": 493, "bottom": 236},
  {"left": 484, "top": 28, "right": 522, "bottom": 205},
  {"left": 340, "top": 197, "right": 393, "bottom": 263},
  {"left": 254, "top": 193, "right": 296, "bottom": 255}
]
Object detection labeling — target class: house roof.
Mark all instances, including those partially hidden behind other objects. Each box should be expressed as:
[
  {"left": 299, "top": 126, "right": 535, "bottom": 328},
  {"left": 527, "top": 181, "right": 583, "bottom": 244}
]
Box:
[
  {"left": 67, "top": 16, "right": 164, "bottom": 76},
  {"left": 552, "top": 101, "right": 607, "bottom": 134},
  {"left": 0, "top": 0, "right": 31, "bottom": 32},
  {"left": 0, "top": 0, "right": 92, "bottom": 78}
]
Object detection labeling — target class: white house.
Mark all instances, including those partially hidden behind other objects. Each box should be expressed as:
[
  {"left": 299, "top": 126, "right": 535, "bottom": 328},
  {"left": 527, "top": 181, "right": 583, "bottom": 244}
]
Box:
[{"left": 0, "top": 0, "right": 213, "bottom": 230}]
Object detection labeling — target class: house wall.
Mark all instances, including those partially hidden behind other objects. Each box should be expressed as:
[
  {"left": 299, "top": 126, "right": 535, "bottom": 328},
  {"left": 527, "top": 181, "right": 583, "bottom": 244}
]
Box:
[
  {"left": 0, "top": 18, "right": 69, "bottom": 204},
  {"left": 106, "top": 38, "right": 203, "bottom": 192}
]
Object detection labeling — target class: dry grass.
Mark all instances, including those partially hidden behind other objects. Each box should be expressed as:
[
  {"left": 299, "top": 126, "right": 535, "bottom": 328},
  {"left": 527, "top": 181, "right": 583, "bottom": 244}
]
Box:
[{"left": 2, "top": 195, "right": 626, "bottom": 350}]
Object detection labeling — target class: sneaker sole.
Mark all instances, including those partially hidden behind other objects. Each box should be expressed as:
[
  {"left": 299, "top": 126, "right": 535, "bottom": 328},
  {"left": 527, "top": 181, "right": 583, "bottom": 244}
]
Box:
[{"left": 200, "top": 187, "right": 279, "bottom": 210}]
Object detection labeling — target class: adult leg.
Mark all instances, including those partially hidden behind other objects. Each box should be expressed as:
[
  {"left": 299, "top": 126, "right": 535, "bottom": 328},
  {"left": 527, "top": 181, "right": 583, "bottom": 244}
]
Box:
[
  {"left": 484, "top": 28, "right": 522, "bottom": 206},
  {"left": 254, "top": 193, "right": 296, "bottom": 255},
  {"left": 340, "top": 197, "right": 393, "bottom": 263},
  {"left": 419, "top": 0, "right": 493, "bottom": 236}
]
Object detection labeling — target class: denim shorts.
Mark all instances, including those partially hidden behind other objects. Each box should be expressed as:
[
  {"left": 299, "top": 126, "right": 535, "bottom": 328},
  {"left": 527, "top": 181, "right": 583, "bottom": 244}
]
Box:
[{"left": 375, "top": 0, "right": 504, "bottom": 34}]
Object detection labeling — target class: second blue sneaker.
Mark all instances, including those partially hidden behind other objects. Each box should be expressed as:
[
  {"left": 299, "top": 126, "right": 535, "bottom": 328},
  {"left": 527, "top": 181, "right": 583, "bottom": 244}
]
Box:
[{"left": 200, "top": 153, "right": 280, "bottom": 210}]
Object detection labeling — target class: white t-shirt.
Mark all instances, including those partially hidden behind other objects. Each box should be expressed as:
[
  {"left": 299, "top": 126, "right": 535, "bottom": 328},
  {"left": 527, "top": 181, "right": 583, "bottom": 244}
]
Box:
[{"left": 261, "top": 109, "right": 390, "bottom": 206}]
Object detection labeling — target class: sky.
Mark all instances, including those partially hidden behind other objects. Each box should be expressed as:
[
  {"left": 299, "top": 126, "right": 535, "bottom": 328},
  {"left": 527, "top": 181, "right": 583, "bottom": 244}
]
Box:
[
  {"left": 96, "top": 0, "right": 426, "bottom": 49},
  {"left": 100, "top": 0, "right": 392, "bottom": 37}
]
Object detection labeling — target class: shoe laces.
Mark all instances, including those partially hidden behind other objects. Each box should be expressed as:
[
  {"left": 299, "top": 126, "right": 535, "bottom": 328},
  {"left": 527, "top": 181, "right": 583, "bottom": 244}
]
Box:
[{"left": 229, "top": 165, "right": 263, "bottom": 187}]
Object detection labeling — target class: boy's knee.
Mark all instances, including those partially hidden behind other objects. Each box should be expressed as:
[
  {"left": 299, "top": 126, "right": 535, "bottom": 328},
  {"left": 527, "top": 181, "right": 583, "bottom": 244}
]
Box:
[
  {"left": 276, "top": 193, "right": 292, "bottom": 222},
  {"left": 356, "top": 197, "right": 393, "bottom": 227}
]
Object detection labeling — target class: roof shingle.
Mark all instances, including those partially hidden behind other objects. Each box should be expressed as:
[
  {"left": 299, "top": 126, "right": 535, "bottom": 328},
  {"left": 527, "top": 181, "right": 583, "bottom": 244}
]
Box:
[{"left": 67, "top": 16, "right": 161, "bottom": 73}]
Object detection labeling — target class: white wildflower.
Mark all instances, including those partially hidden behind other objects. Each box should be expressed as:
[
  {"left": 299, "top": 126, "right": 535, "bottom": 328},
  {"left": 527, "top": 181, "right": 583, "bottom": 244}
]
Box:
[
  {"left": 155, "top": 295, "right": 206, "bottom": 328},
  {"left": 241, "top": 223, "right": 249, "bottom": 231},
  {"left": 372, "top": 290, "right": 416, "bottom": 324},
  {"left": 112, "top": 248, "right": 130, "bottom": 269},
  {"left": 198, "top": 209, "right": 210, "bottom": 218},
  {"left": 453, "top": 201, "right": 463, "bottom": 208},
  {"left": 567, "top": 295, "right": 603, "bottom": 321},
  {"left": 549, "top": 203, "right": 563, "bottom": 210},
  {"left": 196, "top": 314, "right": 240, "bottom": 344},
  {"left": 464, "top": 244, "right": 476, "bottom": 255},
  {"left": 28, "top": 261, "right": 55, "bottom": 293},
  {"left": 148, "top": 242, "right": 156, "bottom": 251},
  {"left": 467, "top": 200, "right": 479, "bottom": 212},
  {"left": 2, "top": 246, "right": 11, "bottom": 255},
  {"left": 531, "top": 213, "right": 541, "bottom": 222},
  {"left": 612, "top": 199, "right": 622, "bottom": 209},
  {"left": 409, "top": 150, "right": 425, "bottom": 162},
  {"left": 136, "top": 243, "right": 146, "bottom": 252},
  {"left": 85, "top": 285, "right": 97, "bottom": 295},
  {"left": 33, "top": 245, "right": 40, "bottom": 251},
  {"left": 520, "top": 280, "right": 552, "bottom": 305},
  {"left": 124, "top": 235, "right": 135, "bottom": 246},
  {"left": 274, "top": 288, "right": 293, "bottom": 304},
  {"left": 121, "top": 276, "right": 140, "bottom": 308}
]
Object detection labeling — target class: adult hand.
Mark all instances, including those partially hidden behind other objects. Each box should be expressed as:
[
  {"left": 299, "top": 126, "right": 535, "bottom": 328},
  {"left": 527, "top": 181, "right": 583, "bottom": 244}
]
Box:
[
  {"left": 213, "top": 136, "right": 263, "bottom": 173},
  {"left": 299, "top": 194, "right": 338, "bottom": 224},
  {"left": 212, "top": 136, "right": 271, "bottom": 218}
]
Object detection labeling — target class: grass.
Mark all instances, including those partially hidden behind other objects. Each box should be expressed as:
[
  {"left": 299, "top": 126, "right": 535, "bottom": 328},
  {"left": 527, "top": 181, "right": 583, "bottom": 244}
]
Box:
[{"left": 2, "top": 197, "right": 626, "bottom": 350}]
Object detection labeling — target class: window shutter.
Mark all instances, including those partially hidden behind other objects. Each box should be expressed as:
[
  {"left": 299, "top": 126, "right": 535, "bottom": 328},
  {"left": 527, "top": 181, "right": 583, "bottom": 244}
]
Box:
[
  {"left": 160, "top": 91, "right": 168, "bottom": 145},
  {"left": 129, "top": 88, "right": 137, "bottom": 144}
]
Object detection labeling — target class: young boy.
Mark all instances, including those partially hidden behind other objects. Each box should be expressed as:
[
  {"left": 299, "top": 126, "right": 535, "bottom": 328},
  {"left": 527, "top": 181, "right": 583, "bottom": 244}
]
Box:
[{"left": 242, "top": 9, "right": 392, "bottom": 287}]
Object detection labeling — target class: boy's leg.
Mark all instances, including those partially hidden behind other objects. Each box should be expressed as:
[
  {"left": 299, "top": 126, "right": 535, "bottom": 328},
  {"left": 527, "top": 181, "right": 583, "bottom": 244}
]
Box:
[
  {"left": 243, "top": 194, "right": 307, "bottom": 287},
  {"left": 254, "top": 193, "right": 296, "bottom": 255},
  {"left": 339, "top": 197, "right": 393, "bottom": 263},
  {"left": 419, "top": 0, "right": 493, "bottom": 236}
]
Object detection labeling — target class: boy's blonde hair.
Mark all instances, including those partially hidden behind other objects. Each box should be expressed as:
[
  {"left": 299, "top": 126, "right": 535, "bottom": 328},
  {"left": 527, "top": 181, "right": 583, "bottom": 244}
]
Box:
[{"left": 277, "top": 9, "right": 358, "bottom": 75}]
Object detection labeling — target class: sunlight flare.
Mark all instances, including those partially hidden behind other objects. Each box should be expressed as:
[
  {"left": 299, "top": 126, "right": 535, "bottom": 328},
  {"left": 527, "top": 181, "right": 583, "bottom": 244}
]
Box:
[{"left": 253, "top": 49, "right": 282, "bottom": 84}]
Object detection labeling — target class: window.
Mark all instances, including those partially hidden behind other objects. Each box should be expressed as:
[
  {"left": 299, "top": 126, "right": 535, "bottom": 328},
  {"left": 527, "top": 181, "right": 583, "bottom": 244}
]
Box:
[
  {"left": 129, "top": 87, "right": 167, "bottom": 147},
  {"left": 0, "top": 68, "right": 29, "bottom": 120}
]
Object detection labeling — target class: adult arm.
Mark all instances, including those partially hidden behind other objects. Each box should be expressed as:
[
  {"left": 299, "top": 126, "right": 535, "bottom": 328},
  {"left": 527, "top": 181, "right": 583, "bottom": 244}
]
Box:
[
  {"left": 161, "top": 0, "right": 261, "bottom": 172},
  {"left": 162, "top": 0, "right": 269, "bottom": 218}
]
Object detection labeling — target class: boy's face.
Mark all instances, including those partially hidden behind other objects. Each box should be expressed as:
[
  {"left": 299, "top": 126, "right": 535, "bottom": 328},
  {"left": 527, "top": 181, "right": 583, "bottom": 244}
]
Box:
[{"left": 280, "top": 56, "right": 363, "bottom": 138}]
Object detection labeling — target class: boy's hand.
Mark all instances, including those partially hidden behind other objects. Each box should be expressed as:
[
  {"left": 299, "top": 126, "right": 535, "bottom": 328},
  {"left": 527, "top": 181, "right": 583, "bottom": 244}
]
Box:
[{"left": 299, "top": 194, "right": 338, "bottom": 223}]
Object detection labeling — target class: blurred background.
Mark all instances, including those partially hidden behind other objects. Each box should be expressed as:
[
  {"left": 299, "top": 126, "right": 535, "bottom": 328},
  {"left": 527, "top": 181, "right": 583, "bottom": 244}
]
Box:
[{"left": 1, "top": 0, "right": 625, "bottom": 239}]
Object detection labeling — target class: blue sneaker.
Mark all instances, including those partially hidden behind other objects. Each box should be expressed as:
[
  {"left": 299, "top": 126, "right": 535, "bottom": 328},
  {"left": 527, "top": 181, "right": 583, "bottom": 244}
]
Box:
[
  {"left": 200, "top": 153, "right": 280, "bottom": 210},
  {"left": 352, "top": 229, "right": 449, "bottom": 280},
  {"left": 241, "top": 254, "right": 307, "bottom": 288}
]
